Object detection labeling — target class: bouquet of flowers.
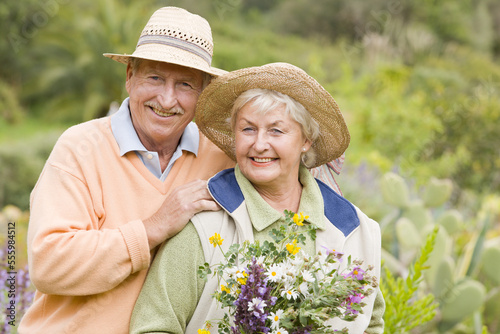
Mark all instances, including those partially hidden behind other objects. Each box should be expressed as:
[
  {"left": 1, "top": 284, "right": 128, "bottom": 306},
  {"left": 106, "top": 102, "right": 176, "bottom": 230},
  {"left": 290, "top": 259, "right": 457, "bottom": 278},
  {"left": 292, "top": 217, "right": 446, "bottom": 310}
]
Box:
[{"left": 197, "top": 210, "right": 377, "bottom": 334}]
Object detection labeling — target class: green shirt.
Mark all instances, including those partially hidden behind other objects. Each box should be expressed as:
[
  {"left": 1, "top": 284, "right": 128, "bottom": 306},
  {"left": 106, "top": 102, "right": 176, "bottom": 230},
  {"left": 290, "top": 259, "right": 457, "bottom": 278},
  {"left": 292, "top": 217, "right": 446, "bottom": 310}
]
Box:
[{"left": 130, "top": 166, "right": 384, "bottom": 333}]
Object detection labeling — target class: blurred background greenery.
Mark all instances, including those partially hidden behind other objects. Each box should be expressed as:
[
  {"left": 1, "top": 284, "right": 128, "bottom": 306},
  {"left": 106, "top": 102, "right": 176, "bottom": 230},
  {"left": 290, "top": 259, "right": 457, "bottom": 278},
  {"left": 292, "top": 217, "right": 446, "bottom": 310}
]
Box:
[{"left": 1, "top": 0, "right": 499, "bottom": 333}]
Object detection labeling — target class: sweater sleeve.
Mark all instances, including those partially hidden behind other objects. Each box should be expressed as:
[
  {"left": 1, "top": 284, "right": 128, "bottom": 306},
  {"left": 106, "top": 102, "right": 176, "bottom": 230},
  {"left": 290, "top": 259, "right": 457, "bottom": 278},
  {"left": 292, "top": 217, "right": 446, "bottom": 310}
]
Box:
[
  {"left": 27, "top": 160, "right": 150, "bottom": 296},
  {"left": 130, "top": 223, "right": 205, "bottom": 334},
  {"left": 366, "top": 288, "right": 386, "bottom": 334}
]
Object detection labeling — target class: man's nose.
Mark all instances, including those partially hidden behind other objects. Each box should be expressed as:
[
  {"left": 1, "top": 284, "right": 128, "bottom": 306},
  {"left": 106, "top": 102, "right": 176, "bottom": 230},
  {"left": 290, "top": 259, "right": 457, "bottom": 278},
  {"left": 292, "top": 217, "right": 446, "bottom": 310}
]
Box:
[{"left": 157, "top": 84, "right": 177, "bottom": 109}]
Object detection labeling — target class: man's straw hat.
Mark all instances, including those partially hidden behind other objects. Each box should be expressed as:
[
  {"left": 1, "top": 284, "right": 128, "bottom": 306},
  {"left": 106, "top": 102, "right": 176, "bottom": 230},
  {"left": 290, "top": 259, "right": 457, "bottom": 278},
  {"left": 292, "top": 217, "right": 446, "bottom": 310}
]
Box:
[
  {"left": 103, "top": 7, "right": 224, "bottom": 76},
  {"left": 195, "top": 62, "right": 350, "bottom": 168}
]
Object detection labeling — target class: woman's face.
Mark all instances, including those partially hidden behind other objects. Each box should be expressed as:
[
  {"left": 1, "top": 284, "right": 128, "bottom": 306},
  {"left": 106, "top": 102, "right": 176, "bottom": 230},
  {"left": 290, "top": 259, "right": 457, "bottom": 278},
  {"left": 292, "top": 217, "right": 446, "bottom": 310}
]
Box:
[{"left": 234, "top": 102, "right": 311, "bottom": 190}]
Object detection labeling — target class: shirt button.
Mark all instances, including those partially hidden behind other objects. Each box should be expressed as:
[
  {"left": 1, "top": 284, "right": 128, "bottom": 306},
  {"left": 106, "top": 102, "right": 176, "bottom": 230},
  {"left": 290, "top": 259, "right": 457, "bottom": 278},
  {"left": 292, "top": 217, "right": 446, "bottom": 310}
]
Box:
[{"left": 147, "top": 153, "right": 153, "bottom": 160}]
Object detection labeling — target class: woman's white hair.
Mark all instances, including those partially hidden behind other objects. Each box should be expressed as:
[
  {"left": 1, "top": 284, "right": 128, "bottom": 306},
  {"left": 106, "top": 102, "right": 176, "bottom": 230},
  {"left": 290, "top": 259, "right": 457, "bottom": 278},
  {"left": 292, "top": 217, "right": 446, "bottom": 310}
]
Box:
[{"left": 229, "top": 88, "right": 320, "bottom": 168}]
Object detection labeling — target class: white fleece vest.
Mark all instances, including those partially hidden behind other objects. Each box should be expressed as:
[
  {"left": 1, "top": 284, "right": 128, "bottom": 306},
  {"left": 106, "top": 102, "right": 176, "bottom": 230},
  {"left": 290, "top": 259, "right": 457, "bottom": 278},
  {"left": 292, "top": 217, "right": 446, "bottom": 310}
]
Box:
[{"left": 187, "top": 168, "right": 381, "bottom": 334}]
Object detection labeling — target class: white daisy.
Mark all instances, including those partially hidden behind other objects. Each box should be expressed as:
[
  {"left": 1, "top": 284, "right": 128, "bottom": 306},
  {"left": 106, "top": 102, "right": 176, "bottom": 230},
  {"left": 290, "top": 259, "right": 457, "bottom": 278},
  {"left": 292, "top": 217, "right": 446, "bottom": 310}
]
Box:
[
  {"left": 266, "top": 264, "right": 283, "bottom": 282},
  {"left": 255, "top": 255, "right": 266, "bottom": 265},
  {"left": 298, "top": 282, "right": 310, "bottom": 297},
  {"left": 267, "top": 309, "right": 284, "bottom": 329},
  {"left": 301, "top": 269, "right": 315, "bottom": 283},
  {"left": 281, "top": 286, "right": 299, "bottom": 300}
]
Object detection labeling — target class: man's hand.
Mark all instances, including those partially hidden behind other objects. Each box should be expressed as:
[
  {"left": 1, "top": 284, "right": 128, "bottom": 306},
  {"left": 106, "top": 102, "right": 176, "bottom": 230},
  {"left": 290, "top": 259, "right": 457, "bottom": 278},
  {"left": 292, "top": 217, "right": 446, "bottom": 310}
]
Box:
[{"left": 143, "top": 179, "right": 220, "bottom": 249}]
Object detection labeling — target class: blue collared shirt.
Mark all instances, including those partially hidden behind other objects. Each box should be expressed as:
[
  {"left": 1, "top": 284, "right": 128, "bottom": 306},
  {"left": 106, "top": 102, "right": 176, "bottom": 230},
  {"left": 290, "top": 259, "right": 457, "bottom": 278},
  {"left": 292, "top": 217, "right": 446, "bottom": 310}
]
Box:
[{"left": 110, "top": 98, "right": 199, "bottom": 181}]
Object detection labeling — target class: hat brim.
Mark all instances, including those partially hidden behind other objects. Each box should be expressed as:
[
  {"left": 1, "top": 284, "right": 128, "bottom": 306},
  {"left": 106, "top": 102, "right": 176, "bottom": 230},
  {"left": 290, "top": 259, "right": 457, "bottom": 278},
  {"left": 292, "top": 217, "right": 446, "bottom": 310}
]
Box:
[
  {"left": 103, "top": 50, "right": 226, "bottom": 77},
  {"left": 195, "top": 62, "right": 350, "bottom": 168}
]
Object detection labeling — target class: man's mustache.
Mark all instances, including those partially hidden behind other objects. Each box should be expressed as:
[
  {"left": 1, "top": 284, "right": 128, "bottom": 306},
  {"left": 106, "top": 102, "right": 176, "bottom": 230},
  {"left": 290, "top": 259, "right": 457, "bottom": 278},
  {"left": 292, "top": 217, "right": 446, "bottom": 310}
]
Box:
[{"left": 145, "top": 102, "right": 185, "bottom": 115}]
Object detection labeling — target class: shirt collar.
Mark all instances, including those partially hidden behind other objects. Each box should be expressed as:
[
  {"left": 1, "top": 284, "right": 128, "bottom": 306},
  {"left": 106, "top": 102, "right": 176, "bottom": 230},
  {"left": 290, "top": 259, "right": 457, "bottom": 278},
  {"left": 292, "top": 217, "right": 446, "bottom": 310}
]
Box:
[
  {"left": 235, "top": 165, "right": 325, "bottom": 232},
  {"left": 110, "top": 97, "right": 199, "bottom": 156}
]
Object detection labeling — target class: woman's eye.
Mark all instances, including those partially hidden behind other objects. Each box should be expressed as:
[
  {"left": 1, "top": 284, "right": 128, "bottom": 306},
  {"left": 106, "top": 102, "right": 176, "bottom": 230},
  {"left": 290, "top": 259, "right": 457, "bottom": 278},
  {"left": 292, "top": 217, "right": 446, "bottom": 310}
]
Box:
[{"left": 270, "top": 128, "right": 283, "bottom": 134}]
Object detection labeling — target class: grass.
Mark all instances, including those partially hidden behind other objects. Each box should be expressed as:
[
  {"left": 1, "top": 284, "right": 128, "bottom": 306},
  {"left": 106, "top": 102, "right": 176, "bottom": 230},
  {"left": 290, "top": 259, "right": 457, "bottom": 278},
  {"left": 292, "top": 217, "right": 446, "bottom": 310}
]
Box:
[{"left": 0, "top": 118, "right": 70, "bottom": 145}]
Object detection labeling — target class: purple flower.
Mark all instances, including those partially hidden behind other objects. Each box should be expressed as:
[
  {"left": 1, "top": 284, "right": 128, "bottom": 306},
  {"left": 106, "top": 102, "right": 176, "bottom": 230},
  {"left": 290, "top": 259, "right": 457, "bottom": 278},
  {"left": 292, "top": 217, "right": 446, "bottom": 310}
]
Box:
[
  {"left": 320, "top": 246, "right": 344, "bottom": 262},
  {"left": 1, "top": 240, "right": 35, "bottom": 333},
  {"left": 343, "top": 293, "right": 365, "bottom": 315},
  {"left": 345, "top": 266, "right": 365, "bottom": 280},
  {"left": 291, "top": 326, "right": 312, "bottom": 334},
  {"left": 231, "top": 258, "right": 273, "bottom": 333}
]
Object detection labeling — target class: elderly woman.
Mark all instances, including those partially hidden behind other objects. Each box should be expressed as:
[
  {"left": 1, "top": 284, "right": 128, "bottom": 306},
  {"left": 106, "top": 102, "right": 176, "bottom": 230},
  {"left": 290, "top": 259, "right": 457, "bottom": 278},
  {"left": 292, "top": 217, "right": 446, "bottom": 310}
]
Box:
[{"left": 130, "top": 63, "right": 384, "bottom": 334}]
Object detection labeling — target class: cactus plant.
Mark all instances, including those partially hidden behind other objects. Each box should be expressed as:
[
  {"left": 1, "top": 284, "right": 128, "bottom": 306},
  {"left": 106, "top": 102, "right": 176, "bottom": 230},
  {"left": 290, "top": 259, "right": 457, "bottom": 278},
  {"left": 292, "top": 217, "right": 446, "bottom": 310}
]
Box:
[
  {"left": 479, "top": 245, "right": 500, "bottom": 285},
  {"left": 422, "top": 177, "right": 453, "bottom": 208},
  {"left": 432, "top": 256, "right": 455, "bottom": 299},
  {"left": 380, "top": 172, "right": 411, "bottom": 208},
  {"left": 403, "top": 200, "right": 433, "bottom": 232},
  {"left": 423, "top": 226, "right": 451, "bottom": 289},
  {"left": 375, "top": 171, "right": 499, "bottom": 333},
  {"left": 483, "top": 289, "right": 500, "bottom": 334},
  {"left": 439, "top": 278, "right": 486, "bottom": 331},
  {"left": 396, "top": 217, "right": 422, "bottom": 250},
  {"left": 436, "top": 209, "right": 464, "bottom": 235}
]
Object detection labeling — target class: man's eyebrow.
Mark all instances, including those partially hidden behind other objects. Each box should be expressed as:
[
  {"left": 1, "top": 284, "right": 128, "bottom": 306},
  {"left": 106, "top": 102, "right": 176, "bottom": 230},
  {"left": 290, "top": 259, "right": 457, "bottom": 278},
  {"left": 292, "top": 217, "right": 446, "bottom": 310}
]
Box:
[{"left": 179, "top": 73, "right": 203, "bottom": 83}]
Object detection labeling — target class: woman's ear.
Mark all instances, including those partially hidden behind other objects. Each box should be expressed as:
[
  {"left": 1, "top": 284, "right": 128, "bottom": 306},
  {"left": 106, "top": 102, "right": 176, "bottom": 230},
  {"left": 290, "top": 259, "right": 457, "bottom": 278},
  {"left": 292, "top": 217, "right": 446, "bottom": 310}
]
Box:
[{"left": 302, "top": 139, "right": 312, "bottom": 152}]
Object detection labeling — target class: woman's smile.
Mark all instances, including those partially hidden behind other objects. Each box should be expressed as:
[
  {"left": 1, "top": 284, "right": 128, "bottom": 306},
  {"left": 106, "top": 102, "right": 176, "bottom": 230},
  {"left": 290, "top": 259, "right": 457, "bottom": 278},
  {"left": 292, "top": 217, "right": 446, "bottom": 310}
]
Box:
[{"left": 235, "top": 103, "right": 310, "bottom": 191}]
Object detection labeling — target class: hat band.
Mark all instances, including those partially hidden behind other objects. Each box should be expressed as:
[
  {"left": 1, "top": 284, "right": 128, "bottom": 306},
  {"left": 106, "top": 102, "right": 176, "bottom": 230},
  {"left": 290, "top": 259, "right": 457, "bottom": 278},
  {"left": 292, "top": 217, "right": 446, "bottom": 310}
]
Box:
[{"left": 137, "top": 35, "right": 212, "bottom": 65}]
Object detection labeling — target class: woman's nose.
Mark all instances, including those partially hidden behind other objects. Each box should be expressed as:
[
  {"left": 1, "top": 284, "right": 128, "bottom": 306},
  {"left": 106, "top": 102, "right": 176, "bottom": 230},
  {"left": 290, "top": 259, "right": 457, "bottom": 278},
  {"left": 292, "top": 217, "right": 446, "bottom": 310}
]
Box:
[{"left": 253, "top": 131, "right": 269, "bottom": 152}]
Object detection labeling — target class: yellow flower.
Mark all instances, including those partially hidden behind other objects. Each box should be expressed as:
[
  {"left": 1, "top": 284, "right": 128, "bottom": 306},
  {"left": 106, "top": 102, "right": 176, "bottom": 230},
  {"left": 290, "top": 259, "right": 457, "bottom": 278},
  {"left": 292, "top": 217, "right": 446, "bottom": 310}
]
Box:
[
  {"left": 293, "top": 212, "right": 309, "bottom": 226},
  {"left": 236, "top": 270, "right": 248, "bottom": 285},
  {"left": 198, "top": 329, "right": 210, "bottom": 334},
  {"left": 209, "top": 233, "right": 224, "bottom": 247},
  {"left": 286, "top": 239, "right": 301, "bottom": 255},
  {"left": 220, "top": 284, "right": 230, "bottom": 293},
  {"left": 293, "top": 213, "right": 303, "bottom": 226}
]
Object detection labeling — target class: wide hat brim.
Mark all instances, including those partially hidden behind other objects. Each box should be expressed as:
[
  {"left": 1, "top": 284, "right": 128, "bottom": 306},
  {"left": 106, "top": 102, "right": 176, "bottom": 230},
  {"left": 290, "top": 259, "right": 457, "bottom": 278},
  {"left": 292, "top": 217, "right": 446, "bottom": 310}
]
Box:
[
  {"left": 195, "top": 62, "right": 350, "bottom": 168},
  {"left": 103, "top": 47, "right": 226, "bottom": 77}
]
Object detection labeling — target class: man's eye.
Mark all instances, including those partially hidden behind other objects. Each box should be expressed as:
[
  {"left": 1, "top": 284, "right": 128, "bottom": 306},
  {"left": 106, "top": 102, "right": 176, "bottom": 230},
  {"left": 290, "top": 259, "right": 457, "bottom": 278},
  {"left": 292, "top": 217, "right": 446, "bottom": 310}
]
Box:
[{"left": 179, "top": 82, "right": 194, "bottom": 89}]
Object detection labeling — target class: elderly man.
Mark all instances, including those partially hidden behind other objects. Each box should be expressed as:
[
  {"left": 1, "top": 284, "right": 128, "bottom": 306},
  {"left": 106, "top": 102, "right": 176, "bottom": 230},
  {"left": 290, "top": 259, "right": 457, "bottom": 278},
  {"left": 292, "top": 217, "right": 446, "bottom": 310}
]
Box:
[{"left": 19, "top": 6, "right": 359, "bottom": 334}]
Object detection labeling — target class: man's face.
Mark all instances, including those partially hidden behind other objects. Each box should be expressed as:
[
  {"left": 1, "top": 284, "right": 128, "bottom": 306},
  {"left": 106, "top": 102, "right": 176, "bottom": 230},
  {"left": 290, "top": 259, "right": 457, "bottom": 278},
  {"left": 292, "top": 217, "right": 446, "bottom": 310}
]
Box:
[{"left": 125, "top": 59, "right": 204, "bottom": 151}]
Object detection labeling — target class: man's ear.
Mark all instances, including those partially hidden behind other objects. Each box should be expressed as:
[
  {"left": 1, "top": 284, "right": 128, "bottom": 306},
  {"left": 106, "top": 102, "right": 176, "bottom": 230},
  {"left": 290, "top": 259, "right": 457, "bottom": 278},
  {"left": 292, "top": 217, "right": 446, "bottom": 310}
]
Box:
[{"left": 125, "top": 63, "right": 133, "bottom": 93}]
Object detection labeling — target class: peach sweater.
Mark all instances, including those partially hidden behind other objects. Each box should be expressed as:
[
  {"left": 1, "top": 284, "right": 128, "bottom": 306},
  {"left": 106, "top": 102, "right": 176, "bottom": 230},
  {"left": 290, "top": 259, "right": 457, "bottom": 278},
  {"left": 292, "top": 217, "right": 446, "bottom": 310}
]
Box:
[{"left": 18, "top": 117, "right": 234, "bottom": 333}]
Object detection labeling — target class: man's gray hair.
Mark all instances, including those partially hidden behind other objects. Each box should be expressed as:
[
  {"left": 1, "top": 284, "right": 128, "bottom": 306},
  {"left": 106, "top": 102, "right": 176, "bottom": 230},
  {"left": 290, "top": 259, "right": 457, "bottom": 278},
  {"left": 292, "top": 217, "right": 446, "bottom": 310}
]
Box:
[{"left": 128, "top": 57, "right": 212, "bottom": 89}]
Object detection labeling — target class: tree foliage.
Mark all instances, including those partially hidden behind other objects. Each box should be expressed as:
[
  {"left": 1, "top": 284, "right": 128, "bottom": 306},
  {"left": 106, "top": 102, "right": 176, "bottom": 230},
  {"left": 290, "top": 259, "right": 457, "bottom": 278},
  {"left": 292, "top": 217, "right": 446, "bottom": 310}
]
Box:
[{"left": 1, "top": 0, "right": 500, "bottom": 194}]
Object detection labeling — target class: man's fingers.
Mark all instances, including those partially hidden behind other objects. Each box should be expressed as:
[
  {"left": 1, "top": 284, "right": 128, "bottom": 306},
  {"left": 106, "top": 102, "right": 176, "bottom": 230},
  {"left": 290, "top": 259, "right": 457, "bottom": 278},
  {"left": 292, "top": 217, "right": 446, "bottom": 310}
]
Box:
[
  {"left": 195, "top": 199, "right": 221, "bottom": 212},
  {"left": 173, "top": 180, "right": 212, "bottom": 202},
  {"left": 143, "top": 179, "right": 219, "bottom": 249}
]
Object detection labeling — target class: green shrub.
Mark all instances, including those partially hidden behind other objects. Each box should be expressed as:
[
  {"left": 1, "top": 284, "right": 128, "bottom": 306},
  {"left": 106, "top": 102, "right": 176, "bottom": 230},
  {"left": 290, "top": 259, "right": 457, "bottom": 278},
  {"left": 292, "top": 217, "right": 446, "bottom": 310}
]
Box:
[
  {"left": 0, "top": 80, "right": 24, "bottom": 125},
  {"left": 381, "top": 226, "right": 439, "bottom": 334},
  {"left": 0, "top": 131, "right": 61, "bottom": 210}
]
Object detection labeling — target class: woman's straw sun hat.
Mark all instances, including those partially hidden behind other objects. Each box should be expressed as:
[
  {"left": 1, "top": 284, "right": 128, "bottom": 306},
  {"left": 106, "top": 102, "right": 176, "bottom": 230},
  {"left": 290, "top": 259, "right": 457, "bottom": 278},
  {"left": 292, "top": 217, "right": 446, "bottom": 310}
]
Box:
[
  {"left": 195, "top": 62, "right": 350, "bottom": 168},
  {"left": 103, "top": 7, "right": 224, "bottom": 77}
]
